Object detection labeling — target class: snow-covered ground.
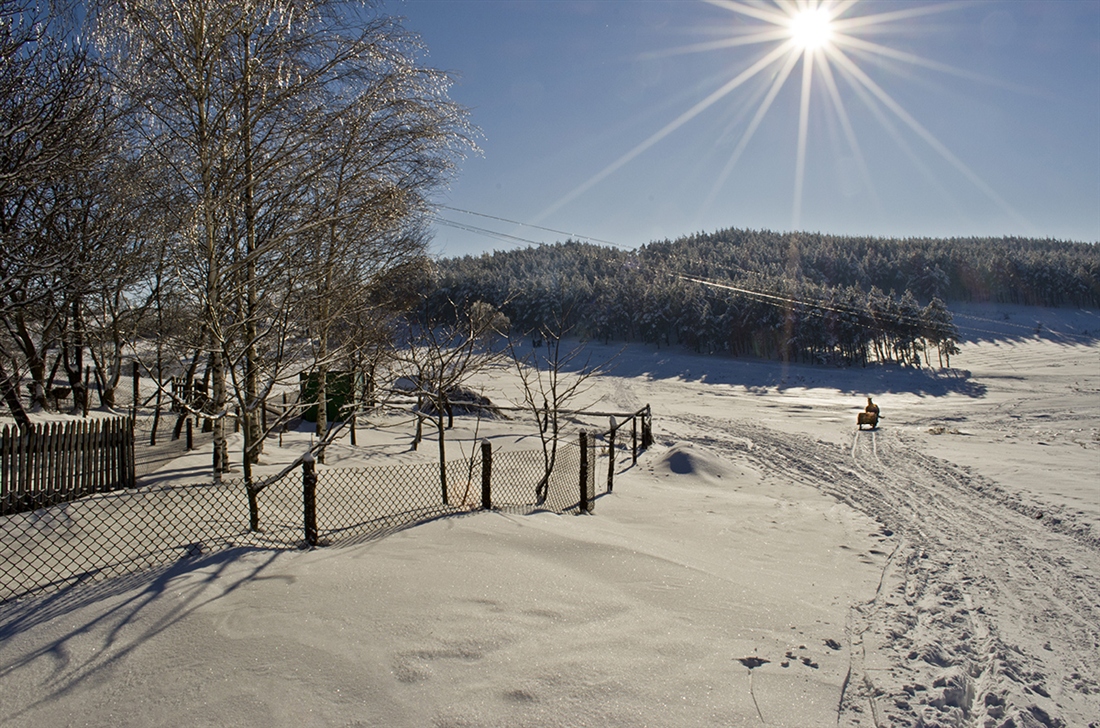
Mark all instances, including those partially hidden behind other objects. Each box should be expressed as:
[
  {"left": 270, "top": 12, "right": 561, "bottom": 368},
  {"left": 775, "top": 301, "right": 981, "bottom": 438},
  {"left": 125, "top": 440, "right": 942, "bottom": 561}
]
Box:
[{"left": 1, "top": 304, "right": 1097, "bottom": 727}]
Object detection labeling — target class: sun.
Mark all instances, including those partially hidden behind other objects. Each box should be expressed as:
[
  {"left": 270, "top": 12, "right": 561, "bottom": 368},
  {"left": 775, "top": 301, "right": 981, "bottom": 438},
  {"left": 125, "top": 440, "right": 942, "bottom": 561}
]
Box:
[
  {"left": 539, "top": 1, "right": 1023, "bottom": 235},
  {"left": 789, "top": 7, "right": 833, "bottom": 50}
]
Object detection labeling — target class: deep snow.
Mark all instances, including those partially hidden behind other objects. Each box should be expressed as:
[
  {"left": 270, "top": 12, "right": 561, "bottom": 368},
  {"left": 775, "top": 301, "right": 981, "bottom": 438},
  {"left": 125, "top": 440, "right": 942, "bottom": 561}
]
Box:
[{"left": 1, "top": 303, "right": 1097, "bottom": 727}]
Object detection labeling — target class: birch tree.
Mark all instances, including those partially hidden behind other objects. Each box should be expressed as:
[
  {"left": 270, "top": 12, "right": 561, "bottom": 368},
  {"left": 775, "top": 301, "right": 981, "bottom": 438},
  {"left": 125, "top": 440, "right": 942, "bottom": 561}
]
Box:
[{"left": 96, "top": 0, "right": 472, "bottom": 480}]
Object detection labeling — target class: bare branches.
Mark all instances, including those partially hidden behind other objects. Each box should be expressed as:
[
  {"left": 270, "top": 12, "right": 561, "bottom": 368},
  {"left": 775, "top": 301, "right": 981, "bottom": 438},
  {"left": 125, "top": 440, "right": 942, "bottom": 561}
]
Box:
[
  {"left": 83, "top": 0, "right": 473, "bottom": 477},
  {"left": 508, "top": 300, "right": 617, "bottom": 504},
  {"left": 0, "top": 1, "right": 119, "bottom": 415}
]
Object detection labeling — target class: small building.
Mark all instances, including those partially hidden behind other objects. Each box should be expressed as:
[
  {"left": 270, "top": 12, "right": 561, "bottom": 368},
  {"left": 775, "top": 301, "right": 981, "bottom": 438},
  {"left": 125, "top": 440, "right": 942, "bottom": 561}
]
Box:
[{"left": 299, "top": 371, "right": 360, "bottom": 424}]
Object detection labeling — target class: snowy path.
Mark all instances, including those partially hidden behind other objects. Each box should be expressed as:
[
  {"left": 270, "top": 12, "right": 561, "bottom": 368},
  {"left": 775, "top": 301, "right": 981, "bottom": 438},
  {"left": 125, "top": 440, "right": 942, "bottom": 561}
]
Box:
[{"left": 662, "top": 412, "right": 1100, "bottom": 728}]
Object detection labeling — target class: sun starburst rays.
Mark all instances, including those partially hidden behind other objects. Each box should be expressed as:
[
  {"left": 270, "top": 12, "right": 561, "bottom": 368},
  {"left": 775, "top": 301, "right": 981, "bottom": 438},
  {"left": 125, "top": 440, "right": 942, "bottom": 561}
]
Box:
[{"left": 537, "top": 0, "right": 1027, "bottom": 237}]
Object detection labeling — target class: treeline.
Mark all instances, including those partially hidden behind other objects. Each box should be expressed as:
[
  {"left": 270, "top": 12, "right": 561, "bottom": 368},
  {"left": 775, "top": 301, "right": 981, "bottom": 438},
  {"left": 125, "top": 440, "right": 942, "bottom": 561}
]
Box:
[
  {"left": 428, "top": 230, "right": 1099, "bottom": 367},
  {"left": 643, "top": 229, "right": 1099, "bottom": 308}
]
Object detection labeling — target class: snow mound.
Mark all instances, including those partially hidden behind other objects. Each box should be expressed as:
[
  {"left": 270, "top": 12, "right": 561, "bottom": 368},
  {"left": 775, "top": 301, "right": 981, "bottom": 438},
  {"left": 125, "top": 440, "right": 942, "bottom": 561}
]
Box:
[{"left": 651, "top": 441, "right": 757, "bottom": 485}]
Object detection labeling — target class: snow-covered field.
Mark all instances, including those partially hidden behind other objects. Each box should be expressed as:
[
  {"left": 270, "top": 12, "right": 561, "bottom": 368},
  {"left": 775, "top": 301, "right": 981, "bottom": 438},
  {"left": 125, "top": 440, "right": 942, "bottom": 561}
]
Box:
[{"left": 1, "top": 304, "right": 1097, "bottom": 727}]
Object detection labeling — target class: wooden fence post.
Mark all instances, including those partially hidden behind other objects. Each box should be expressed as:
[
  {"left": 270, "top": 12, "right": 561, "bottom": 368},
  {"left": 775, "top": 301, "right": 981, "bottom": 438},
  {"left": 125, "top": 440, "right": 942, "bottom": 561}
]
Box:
[
  {"left": 186, "top": 417, "right": 194, "bottom": 451},
  {"left": 607, "top": 416, "right": 616, "bottom": 494},
  {"left": 303, "top": 453, "right": 318, "bottom": 548},
  {"left": 579, "top": 430, "right": 589, "bottom": 513},
  {"left": 481, "top": 439, "right": 492, "bottom": 510},
  {"left": 643, "top": 404, "right": 653, "bottom": 449},
  {"left": 632, "top": 415, "right": 638, "bottom": 465}
]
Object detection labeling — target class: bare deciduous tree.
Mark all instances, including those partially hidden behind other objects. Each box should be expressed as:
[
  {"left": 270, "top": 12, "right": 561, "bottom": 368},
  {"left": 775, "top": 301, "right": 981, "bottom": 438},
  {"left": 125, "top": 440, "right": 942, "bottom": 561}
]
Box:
[
  {"left": 95, "top": 0, "right": 473, "bottom": 483},
  {"left": 398, "top": 297, "right": 507, "bottom": 504},
  {"left": 509, "top": 302, "right": 615, "bottom": 504},
  {"left": 1, "top": 1, "right": 111, "bottom": 420}
]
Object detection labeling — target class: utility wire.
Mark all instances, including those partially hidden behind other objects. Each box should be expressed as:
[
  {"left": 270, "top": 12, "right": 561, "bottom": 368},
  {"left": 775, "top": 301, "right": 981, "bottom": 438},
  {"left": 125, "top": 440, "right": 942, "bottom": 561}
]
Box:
[
  {"left": 438, "top": 205, "right": 632, "bottom": 249},
  {"left": 679, "top": 273, "right": 1091, "bottom": 341},
  {"left": 431, "top": 217, "right": 547, "bottom": 248},
  {"left": 676, "top": 273, "right": 946, "bottom": 333},
  {"left": 430, "top": 210, "right": 1093, "bottom": 342}
]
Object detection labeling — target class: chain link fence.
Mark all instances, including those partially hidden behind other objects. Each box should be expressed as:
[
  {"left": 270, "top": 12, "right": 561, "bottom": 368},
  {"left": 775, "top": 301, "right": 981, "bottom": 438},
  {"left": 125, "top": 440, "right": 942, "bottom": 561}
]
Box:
[
  {"left": 130, "top": 411, "right": 214, "bottom": 480},
  {"left": 1, "top": 479, "right": 249, "bottom": 602},
  {"left": 3, "top": 378, "right": 651, "bottom": 604},
  {"left": 0, "top": 436, "right": 616, "bottom": 603}
]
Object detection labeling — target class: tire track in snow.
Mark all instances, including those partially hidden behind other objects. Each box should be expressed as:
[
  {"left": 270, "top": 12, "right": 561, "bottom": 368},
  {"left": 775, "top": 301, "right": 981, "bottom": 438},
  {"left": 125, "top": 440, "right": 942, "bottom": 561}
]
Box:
[{"left": 660, "top": 413, "right": 1100, "bottom": 728}]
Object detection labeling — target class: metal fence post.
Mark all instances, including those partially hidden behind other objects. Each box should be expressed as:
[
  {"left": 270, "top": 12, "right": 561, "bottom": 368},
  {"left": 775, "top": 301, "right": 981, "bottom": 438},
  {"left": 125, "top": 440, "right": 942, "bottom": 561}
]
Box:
[
  {"left": 303, "top": 453, "right": 318, "bottom": 547},
  {"left": 607, "top": 416, "right": 616, "bottom": 493},
  {"left": 481, "top": 439, "right": 492, "bottom": 510},
  {"left": 579, "top": 430, "right": 589, "bottom": 513}
]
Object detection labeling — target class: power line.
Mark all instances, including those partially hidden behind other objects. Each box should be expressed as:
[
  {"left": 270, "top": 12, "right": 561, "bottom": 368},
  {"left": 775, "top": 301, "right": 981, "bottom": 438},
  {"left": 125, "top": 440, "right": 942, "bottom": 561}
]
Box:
[
  {"left": 431, "top": 217, "right": 547, "bottom": 248},
  {"left": 678, "top": 273, "right": 1092, "bottom": 341},
  {"left": 438, "top": 205, "right": 632, "bottom": 249},
  {"left": 676, "top": 274, "right": 941, "bottom": 332},
  {"left": 948, "top": 311, "right": 1092, "bottom": 341}
]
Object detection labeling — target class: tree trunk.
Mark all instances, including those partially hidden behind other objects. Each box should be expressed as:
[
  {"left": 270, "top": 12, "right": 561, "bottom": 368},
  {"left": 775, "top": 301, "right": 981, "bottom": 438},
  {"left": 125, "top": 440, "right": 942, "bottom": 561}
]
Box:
[
  {"left": 64, "top": 298, "right": 87, "bottom": 414},
  {"left": 247, "top": 483, "right": 260, "bottom": 531},
  {"left": 0, "top": 359, "right": 32, "bottom": 431},
  {"left": 211, "top": 349, "right": 229, "bottom": 475},
  {"left": 241, "top": 36, "right": 263, "bottom": 466},
  {"left": 26, "top": 353, "right": 48, "bottom": 411},
  {"left": 172, "top": 348, "right": 202, "bottom": 440},
  {"left": 315, "top": 361, "right": 328, "bottom": 465}
]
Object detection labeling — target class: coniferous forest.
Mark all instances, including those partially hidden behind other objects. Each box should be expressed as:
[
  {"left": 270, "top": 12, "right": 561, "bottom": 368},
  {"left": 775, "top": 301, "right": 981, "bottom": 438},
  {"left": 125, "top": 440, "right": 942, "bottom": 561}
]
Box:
[{"left": 428, "top": 230, "right": 1099, "bottom": 368}]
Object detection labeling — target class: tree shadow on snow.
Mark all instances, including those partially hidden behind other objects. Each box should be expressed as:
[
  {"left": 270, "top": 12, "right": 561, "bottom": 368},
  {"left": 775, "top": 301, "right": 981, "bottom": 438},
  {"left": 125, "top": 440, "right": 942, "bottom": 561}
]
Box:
[
  {"left": 951, "top": 305, "right": 1100, "bottom": 345},
  {"left": 553, "top": 340, "right": 989, "bottom": 398},
  {"left": 0, "top": 548, "right": 283, "bottom": 722}
]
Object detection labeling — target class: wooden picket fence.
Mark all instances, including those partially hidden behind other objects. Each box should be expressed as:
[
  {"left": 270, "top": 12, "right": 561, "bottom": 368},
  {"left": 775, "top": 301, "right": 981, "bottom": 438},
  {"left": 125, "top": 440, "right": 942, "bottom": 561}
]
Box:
[{"left": 0, "top": 417, "right": 135, "bottom": 516}]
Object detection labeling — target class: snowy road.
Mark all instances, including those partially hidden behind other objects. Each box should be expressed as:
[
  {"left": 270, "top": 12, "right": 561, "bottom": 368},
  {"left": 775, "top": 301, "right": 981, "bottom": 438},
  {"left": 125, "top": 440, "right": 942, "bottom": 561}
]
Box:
[{"left": 662, "top": 411, "right": 1100, "bottom": 727}]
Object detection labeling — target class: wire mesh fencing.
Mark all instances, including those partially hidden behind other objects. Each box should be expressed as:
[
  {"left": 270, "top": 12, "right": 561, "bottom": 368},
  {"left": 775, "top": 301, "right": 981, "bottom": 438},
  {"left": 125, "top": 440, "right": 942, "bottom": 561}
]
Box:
[
  {"left": 130, "top": 410, "right": 213, "bottom": 480},
  {"left": 0, "top": 434, "right": 615, "bottom": 603},
  {"left": 313, "top": 460, "right": 471, "bottom": 546},
  {"left": 0, "top": 477, "right": 252, "bottom": 602}
]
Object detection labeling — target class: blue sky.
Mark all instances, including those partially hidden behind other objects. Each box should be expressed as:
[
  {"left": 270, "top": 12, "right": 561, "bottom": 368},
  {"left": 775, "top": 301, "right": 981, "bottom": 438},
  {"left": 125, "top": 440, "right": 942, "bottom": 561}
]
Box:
[{"left": 391, "top": 0, "right": 1100, "bottom": 258}]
